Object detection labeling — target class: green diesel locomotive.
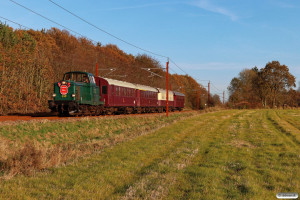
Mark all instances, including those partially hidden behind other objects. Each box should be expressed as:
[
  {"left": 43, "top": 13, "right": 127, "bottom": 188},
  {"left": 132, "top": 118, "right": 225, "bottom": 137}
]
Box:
[{"left": 48, "top": 71, "right": 104, "bottom": 116}]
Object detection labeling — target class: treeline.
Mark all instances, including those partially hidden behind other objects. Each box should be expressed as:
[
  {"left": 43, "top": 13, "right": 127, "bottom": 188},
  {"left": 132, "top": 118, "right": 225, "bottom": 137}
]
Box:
[
  {"left": 228, "top": 61, "right": 300, "bottom": 108},
  {"left": 0, "top": 23, "right": 214, "bottom": 114}
]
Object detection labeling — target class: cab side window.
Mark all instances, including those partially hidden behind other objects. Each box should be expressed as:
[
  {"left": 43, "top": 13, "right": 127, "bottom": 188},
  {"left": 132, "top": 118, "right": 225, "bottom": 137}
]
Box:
[
  {"left": 83, "top": 74, "right": 89, "bottom": 83},
  {"left": 102, "top": 86, "right": 107, "bottom": 94}
]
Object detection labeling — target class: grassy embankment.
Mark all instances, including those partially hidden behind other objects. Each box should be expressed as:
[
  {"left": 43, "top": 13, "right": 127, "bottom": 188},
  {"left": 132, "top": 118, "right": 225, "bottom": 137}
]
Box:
[
  {"left": 0, "top": 109, "right": 299, "bottom": 199},
  {"left": 0, "top": 112, "right": 197, "bottom": 177}
]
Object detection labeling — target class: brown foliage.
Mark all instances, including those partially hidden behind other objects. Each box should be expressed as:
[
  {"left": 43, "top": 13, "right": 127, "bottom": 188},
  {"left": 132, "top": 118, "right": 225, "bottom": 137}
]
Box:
[
  {"left": 0, "top": 24, "right": 207, "bottom": 114},
  {"left": 228, "top": 62, "right": 297, "bottom": 108}
]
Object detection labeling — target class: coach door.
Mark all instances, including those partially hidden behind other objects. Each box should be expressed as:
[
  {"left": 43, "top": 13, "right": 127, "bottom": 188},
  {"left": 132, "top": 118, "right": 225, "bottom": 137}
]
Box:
[{"left": 135, "top": 89, "right": 140, "bottom": 107}]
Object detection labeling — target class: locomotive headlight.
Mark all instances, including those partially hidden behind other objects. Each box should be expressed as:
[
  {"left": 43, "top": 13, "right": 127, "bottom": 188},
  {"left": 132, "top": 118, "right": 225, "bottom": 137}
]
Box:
[
  {"left": 72, "top": 94, "right": 76, "bottom": 98},
  {"left": 52, "top": 93, "right": 56, "bottom": 97}
]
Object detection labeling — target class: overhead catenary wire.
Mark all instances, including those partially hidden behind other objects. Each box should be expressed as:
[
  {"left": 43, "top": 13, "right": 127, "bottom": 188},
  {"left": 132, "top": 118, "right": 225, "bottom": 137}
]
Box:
[
  {"left": 6, "top": 1, "right": 220, "bottom": 93},
  {"left": 0, "top": 16, "right": 30, "bottom": 30},
  {"left": 0, "top": 15, "right": 173, "bottom": 79},
  {"left": 8, "top": 0, "right": 98, "bottom": 44},
  {"left": 0, "top": 16, "right": 218, "bottom": 95},
  {"left": 9, "top": 0, "right": 194, "bottom": 80},
  {"left": 48, "top": 0, "right": 168, "bottom": 59},
  {"left": 211, "top": 82, "right": 223, "bottom": 92},
  {"left": 169, "top": 58, "right": 188, "bottom": 75},
  {"left": 8, "top": 0, "right": 171, "bottom": 67},
  {"left": 47, "top": 0, "right": 201, "bottom": 80}
]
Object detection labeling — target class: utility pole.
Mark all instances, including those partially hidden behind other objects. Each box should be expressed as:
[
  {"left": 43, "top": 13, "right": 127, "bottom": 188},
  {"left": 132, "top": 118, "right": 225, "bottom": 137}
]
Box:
[
  {"left": 197, "top": 90, "right": 200, "bottom": 110},
  {"left": 223, "top": 91, "right": 225, "bottom": 105},
  {"left": 166, "top": 58, "right": 169, "bottom": 117},
  {"left": 208, "top": 81, "right": 210, "bottom": 107}
]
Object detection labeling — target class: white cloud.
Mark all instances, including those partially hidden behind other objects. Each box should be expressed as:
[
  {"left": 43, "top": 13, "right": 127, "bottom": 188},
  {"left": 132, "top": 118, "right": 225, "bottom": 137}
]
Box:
[{"left": 191, "top": 0, "right": 238, "bottom": 21}]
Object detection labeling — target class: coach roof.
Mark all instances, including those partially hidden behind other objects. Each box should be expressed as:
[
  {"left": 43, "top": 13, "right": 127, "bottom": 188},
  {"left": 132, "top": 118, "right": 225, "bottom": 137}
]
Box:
[
  {"left": 135, "top": 84, "right": 158, "bottom": 92},
  {"left": 104, "top": 78, "right": 137, "bottom": 89},
  {"left": 173, "top": 91, "right": 185, "bottom": 96},
  {"left": 103, "top": 77, "right": 158, "bottom": 92}
]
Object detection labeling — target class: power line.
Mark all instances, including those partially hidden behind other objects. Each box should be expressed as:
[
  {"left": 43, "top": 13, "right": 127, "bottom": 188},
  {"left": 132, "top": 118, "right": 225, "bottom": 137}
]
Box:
[
  {"left": 0, "top": 16, "right": 30, "bottom": 29},
  {"left": 8, "top": 0, "right": 176, "bottom": 72},
  {"left": 169, "top": 58, "right": 188, "bottom": 75},
  {"left": 48, "top": 0, "right": 168, "bottom": 59},
  {"left": 7, "top": 0, "right": 216, "bottom": 90},
  {"left": 211, "top": 82, "right": 223, "bottom": 92},
  {"left": 47, "top": 0, "right": 200, "bottom": 81},
  {"left": 8, "top": 0, "right": 97, "bottom": 43}
]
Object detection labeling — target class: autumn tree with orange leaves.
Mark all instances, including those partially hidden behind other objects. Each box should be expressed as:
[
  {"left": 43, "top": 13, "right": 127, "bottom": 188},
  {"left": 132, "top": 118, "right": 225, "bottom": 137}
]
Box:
[{"left": 0, "top": 24, "right": 209, "bottom": 114}]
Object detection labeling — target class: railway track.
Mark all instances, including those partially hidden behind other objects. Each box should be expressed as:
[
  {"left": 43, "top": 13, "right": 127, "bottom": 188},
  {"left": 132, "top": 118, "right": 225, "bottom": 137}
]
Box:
[{"left": 0, "top": 110, "right": 193, "bottom": 123}]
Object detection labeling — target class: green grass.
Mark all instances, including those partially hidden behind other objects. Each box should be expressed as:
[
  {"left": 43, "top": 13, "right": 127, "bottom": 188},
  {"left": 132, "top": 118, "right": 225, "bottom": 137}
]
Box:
[
  {"left": 0, "top": 112, "right": 198, "bottom": 176},
  {"left": 0, "top": 110, "right": 299, "bottom": 199}
]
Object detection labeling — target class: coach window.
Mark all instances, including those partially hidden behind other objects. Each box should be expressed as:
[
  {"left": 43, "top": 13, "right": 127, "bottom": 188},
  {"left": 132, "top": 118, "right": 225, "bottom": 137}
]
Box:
[{"left": 102, "top": 86, "right": 107, "bottom": 94}]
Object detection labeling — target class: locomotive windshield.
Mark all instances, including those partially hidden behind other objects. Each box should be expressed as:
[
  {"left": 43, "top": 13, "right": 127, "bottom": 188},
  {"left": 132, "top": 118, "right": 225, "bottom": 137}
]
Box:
[{"left": 64, "top": 72, "right": 90, "bottom": 83}]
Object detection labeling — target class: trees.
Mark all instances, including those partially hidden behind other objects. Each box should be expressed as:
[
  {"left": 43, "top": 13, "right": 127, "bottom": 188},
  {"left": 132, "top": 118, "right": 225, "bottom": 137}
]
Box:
[
  {"left": 227, "top": 69, "right": 260, "bottom": 107},
  {"left": 0, "top": 24, "right": 207, "bottom": 114},
  {"left": 211, "top": 94, "right": 221, "bottom": 106},
  {"left": 297, "top": 82, "right": 300, "bottom": 106},
  {"left": 260, "top": 61, "right": 295, "bottom": 107},
  {"left": 228, "top": 61, "right": 297, "bottom": 108}
]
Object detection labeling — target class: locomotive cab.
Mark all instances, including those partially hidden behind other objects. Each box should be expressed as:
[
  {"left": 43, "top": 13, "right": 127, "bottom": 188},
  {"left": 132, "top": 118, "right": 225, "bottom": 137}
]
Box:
[{"left": 48, "top": 71, "right": 104, "bottom": 115}]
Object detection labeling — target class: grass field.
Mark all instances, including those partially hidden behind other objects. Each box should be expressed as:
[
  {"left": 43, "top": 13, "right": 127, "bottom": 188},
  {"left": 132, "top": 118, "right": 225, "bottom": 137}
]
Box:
[{"left": 0, "top": 110, "right": 299, "bottom": 199}]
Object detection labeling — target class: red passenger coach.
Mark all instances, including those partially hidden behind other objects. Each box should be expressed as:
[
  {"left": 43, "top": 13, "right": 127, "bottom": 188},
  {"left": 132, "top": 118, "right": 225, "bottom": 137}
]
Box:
[
  {"left": 157, "top": 88, "right": 174, "bottom": 111},
  {"left": 173, "top": 91, "right": 185, "bottom": 111},
  {"left": 94, "top": 76, "right": 184, "bottom": 114},
  {"left": 95, "top": 77, "right": 136, "bottom": 114},
  {"left": 136, "top": 84, "right": 158, "bottom": 113}
]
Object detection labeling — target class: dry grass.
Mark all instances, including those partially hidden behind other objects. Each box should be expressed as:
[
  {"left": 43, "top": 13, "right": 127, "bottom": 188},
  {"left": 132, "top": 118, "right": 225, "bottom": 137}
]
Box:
[
  {"left": 228, "top": 139, "right": 256, "bottom": 149},
  {"left": 0, "top": 112, "right": 199, "bottom": 177},
  {"left": 1, "top": 109, "right": 298, "bottom": 199}
]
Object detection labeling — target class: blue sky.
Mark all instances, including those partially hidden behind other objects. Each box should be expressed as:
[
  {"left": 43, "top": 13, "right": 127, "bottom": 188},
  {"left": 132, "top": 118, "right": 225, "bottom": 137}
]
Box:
[{"left": 1, "top": 0, "right": 300, "bottom": 97}]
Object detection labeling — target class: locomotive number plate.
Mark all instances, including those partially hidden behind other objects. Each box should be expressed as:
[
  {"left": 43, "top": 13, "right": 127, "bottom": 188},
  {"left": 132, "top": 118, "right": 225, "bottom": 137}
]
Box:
[{"left": 62, "top": 95, "right": 67, "bottom": 98}]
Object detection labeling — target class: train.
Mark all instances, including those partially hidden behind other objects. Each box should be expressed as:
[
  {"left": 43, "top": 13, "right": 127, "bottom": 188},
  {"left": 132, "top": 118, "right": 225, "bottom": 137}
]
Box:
[{"left": 48, "top": 71, "right": 185, "bottom": 116}]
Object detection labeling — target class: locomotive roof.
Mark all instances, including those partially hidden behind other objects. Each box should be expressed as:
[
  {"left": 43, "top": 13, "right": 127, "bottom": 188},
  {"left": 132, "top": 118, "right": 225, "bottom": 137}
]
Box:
[{"left": 65, "top": 71, "right": 94, "bottom": 76}]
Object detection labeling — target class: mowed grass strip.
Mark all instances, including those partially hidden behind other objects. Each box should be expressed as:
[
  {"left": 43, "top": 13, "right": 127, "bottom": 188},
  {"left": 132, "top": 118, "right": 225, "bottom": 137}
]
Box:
[
  {"left": 167, "top": 110, "right": 300, "bottom": 200},
  {"left": 265, "top": 110, "right": 300, "bottom": 145},
  {"left": 0, "top": 110, "right": 239, "bottom": 199},
  {"left": 0, "top": 110, "right": 299, "bottom": 200},
  {"left": 275, "top": 109, "right": 300, "bottom": 130},
  {"left": 115, "top": 110, "right": 242, "bottom": 200}
]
